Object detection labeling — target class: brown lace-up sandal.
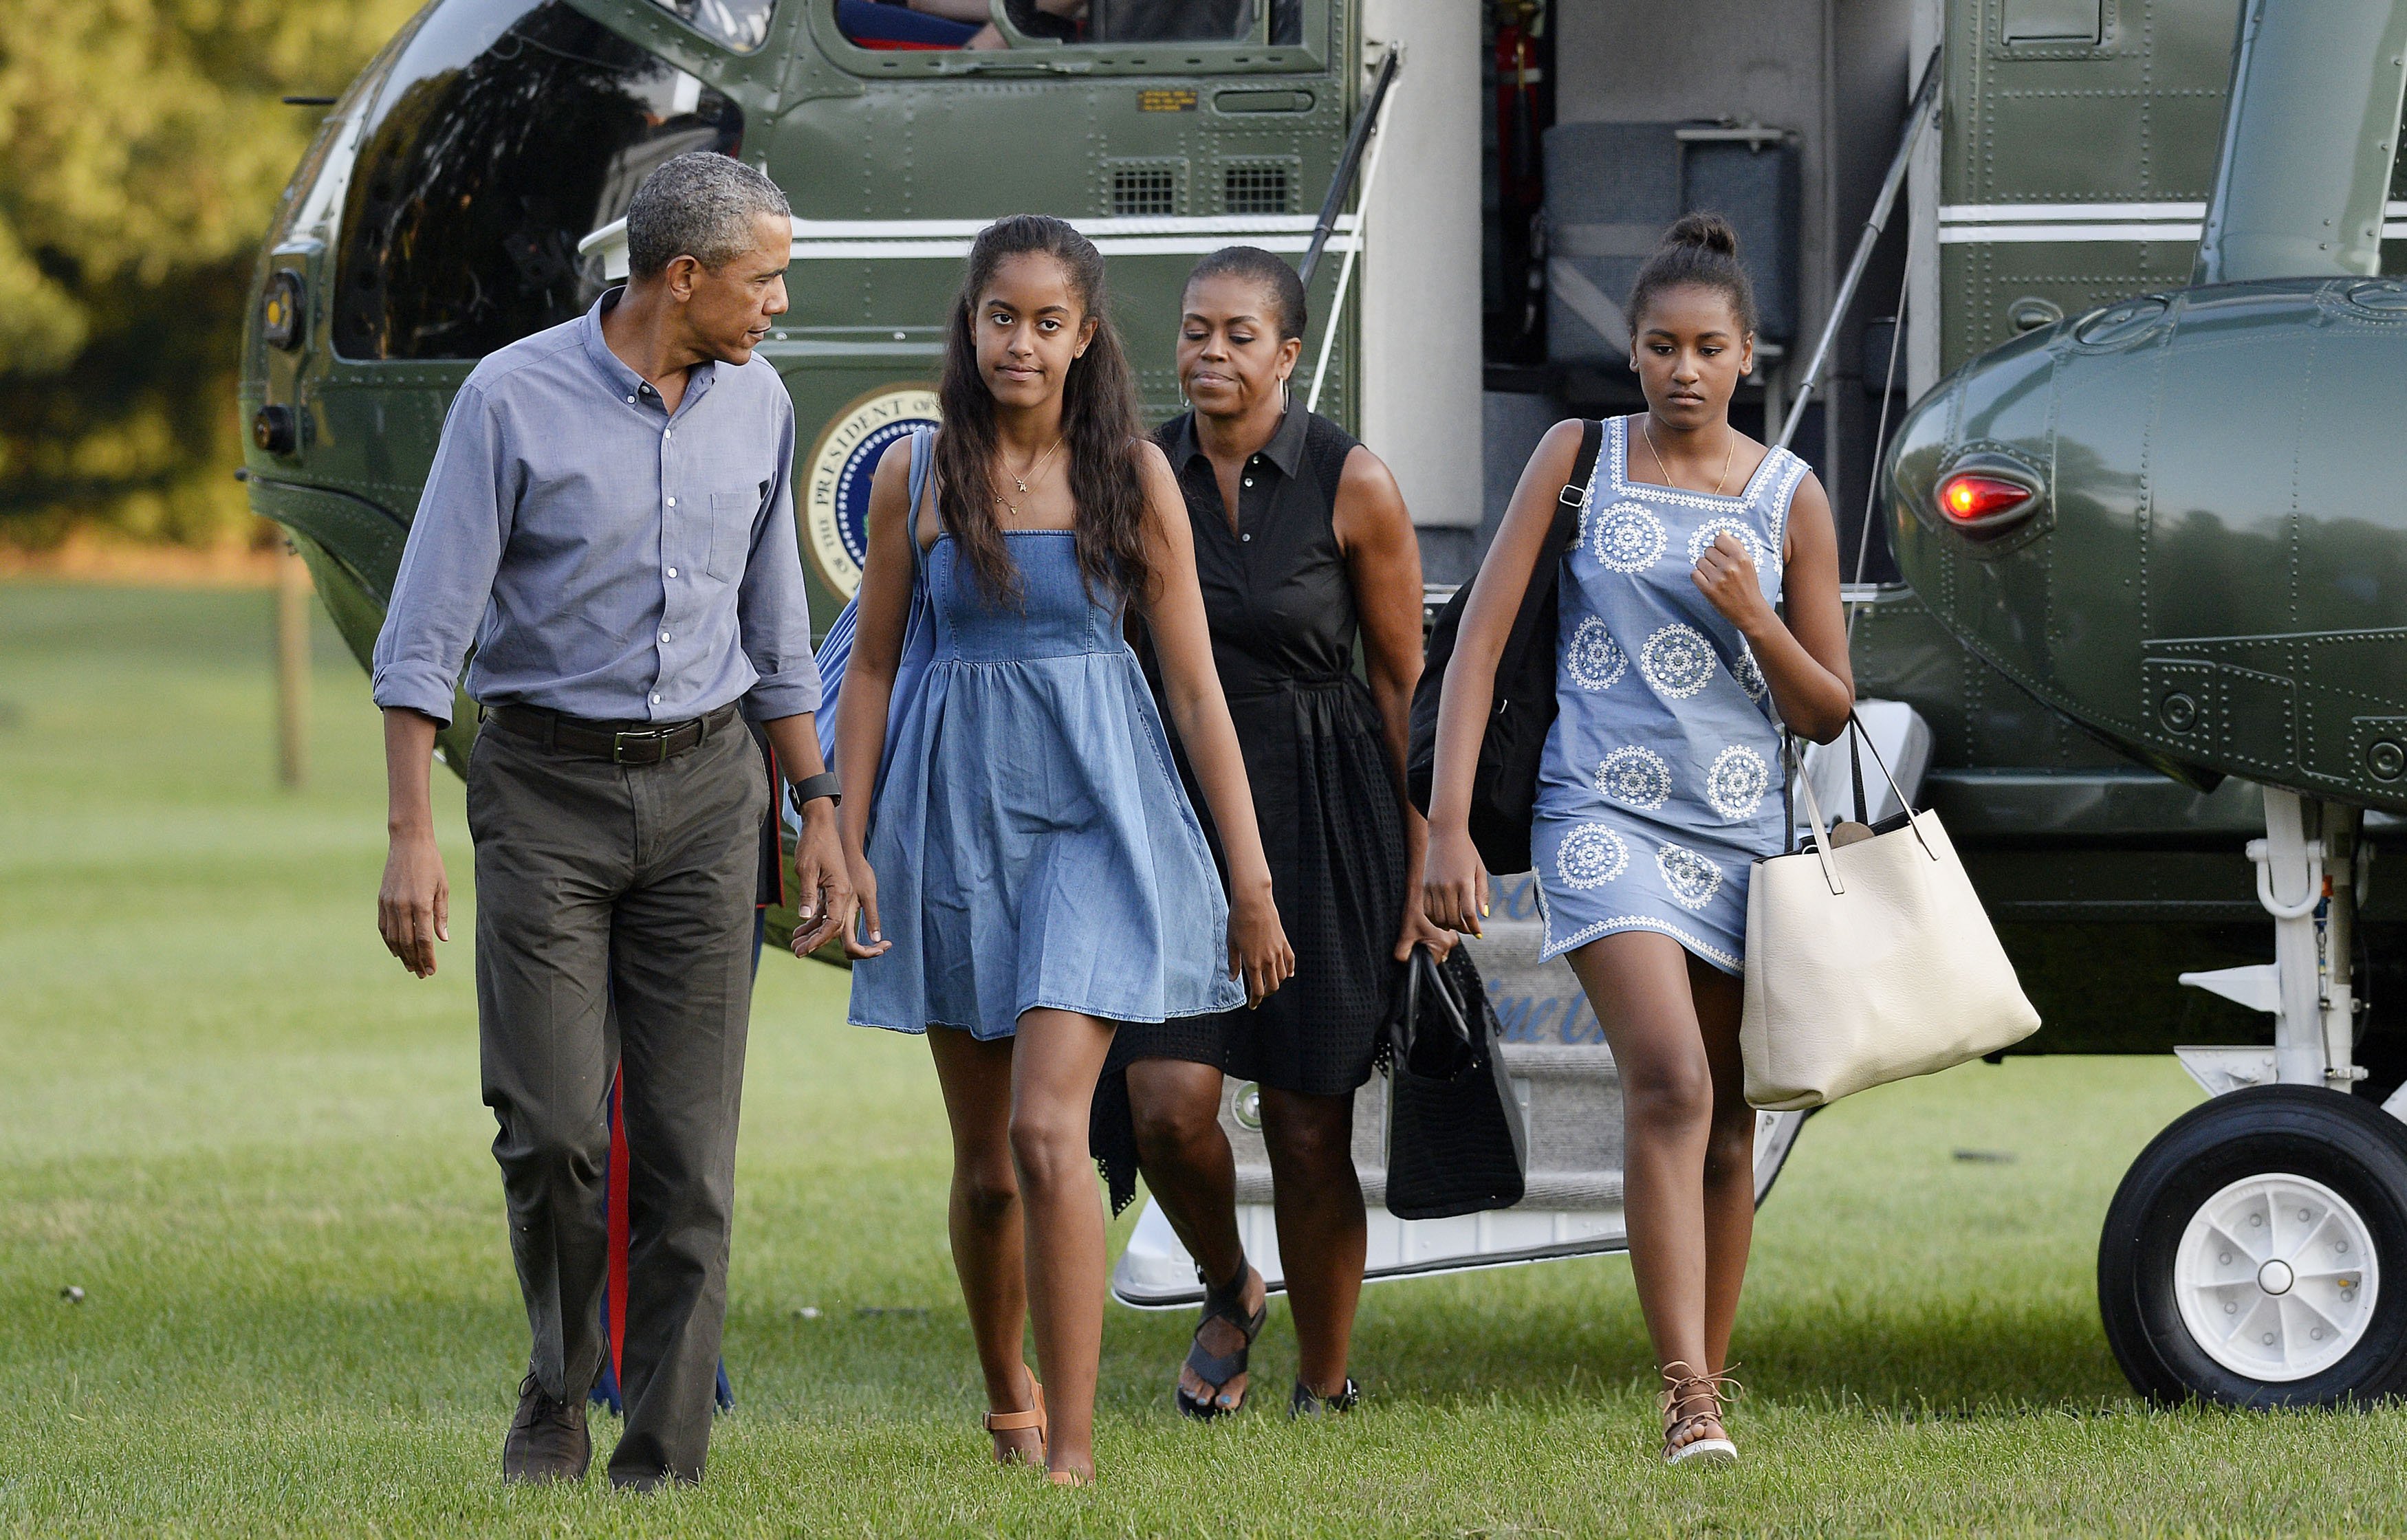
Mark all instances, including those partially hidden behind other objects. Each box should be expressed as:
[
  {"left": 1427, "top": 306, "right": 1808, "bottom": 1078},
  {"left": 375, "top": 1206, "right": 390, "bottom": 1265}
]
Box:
[
  {"left": 981, "top": 1367, "right": 1046, "bottom": 1466},
  {"left": 1658, "top": 1361, "right": 1740, "bottom": 1466}
]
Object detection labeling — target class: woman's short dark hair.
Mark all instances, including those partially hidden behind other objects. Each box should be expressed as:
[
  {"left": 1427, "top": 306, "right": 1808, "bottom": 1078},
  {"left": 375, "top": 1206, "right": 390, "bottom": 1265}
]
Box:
[
  {"left": 1626, "top": 212, "right": 1758, "bottom": 339},
  {"left": 1184, "top": 245, "right": 1309, "bottom": 342}
]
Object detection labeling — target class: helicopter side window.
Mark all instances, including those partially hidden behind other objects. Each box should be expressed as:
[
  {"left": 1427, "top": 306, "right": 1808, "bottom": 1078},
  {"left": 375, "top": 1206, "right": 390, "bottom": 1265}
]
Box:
[
  {"left": 333, "top": 0, "right": 741, "bottom": 362},
  {"left": 642, "top": 0, "right": 779, "bottom": 52},
  {"left": 1089, "top": 0, "right": 1272, "bottom": 43},
  {"left": 834, "top": 0, "right": 983, "bottom": 49},
  {"left": 1003, "top": 0, "right": 1289, "bottom": 43}
]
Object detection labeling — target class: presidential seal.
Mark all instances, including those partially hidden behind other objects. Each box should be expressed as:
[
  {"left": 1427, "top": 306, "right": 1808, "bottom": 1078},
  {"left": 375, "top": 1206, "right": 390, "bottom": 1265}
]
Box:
[{"left": 802, "top": 385, "right": 941, "bottom": 600}]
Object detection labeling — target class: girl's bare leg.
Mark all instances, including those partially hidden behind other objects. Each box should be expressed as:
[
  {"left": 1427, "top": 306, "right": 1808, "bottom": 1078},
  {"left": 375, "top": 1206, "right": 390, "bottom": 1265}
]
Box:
[
  {"left": 1010, "top": 1006, "right": 1119, "bottom": 1481},
  {"left": 926, "top": 1026, "right": 1043, "bottom": 1464},
  {"left": 1563, "top": 932, "right": 1732, "bottom": 1446},
  {"left": 1688, "top": 952, "right": 1756, "bottom": 1373}
]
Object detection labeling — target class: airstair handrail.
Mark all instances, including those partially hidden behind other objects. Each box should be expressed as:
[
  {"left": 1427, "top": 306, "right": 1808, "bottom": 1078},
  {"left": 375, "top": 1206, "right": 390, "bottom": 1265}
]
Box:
[{"left": 1776, "top": 43, "right": 1942, "bottom": 450}]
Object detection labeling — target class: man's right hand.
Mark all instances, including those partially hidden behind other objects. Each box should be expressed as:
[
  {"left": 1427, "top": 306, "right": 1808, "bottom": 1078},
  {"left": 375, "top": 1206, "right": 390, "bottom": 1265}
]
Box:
[{"left": 378, "top": 824, "right": 451, "bottom": 977}]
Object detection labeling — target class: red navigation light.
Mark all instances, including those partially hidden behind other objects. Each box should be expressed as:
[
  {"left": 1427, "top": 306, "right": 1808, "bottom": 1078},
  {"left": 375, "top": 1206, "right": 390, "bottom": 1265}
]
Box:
[{"left": 1937, "top": 472, "right": 2036, "bottom": 529}]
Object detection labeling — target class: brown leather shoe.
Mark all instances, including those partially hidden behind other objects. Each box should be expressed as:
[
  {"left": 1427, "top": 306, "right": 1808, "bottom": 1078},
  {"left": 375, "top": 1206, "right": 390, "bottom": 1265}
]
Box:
[{"left": 503, "top": 1372, "right": 591, "bottom": 1484}]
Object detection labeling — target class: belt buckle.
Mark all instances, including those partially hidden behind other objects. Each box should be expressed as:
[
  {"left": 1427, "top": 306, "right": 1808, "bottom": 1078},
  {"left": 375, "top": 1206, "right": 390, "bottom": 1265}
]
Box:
[{"left": 611, "top": 728, "right": 668, "bottom": 764}]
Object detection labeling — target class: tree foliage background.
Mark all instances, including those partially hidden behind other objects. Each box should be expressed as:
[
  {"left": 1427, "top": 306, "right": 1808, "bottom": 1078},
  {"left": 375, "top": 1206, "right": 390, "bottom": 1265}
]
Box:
[{"left": 0, "top": 0, "right": 420, "bottom": 548}]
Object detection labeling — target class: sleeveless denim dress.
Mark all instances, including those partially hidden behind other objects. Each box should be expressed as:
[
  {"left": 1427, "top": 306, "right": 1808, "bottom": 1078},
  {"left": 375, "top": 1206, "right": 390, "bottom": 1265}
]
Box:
[
  {"left": 1530, "top": 416, "right": 1808, "bottom": 974},
  {"left": 847, "top": 475, "right": 1245, "bottom": 1039}
]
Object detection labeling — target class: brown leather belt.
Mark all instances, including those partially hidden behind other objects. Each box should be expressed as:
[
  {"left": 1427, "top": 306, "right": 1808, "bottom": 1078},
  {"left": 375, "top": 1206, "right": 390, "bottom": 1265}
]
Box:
[{"left": 488, "top": 702, "right": 740, "bottom": 765}]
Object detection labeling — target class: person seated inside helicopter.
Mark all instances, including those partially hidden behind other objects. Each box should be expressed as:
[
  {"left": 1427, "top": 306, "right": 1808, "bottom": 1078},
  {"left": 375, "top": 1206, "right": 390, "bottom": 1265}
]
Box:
[
  {"left": 838, "top": 0, "right": 1285, "bottom": 49},
  {"left": 834, "top": 0, "right": 1076, "bottom": 50}
]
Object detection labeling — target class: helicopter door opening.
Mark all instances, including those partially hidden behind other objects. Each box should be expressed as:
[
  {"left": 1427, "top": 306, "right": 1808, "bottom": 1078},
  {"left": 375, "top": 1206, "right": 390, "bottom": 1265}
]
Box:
[{"left": 1109, "top": 0, "right": 1934, "bottom": 1310}]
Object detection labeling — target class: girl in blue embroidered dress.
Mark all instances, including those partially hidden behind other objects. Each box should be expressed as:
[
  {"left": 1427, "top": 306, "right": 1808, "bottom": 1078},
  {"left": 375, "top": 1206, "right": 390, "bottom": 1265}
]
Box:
[{"left": 1422, "top": 215, "right": 1854, "bottom": 1466}]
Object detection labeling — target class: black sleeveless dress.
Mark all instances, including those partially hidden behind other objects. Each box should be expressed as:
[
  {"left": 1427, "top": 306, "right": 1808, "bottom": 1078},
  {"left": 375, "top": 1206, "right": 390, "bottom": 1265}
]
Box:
[{"left": 1090, "top": 403, "right": 1410, "bottom": 1211}]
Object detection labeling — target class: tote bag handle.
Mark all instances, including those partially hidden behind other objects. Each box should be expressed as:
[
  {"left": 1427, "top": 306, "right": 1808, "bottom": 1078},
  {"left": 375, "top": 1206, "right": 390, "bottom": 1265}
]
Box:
[{"left": 1792, "top": 712, "right": 1937, "bottom": 895}]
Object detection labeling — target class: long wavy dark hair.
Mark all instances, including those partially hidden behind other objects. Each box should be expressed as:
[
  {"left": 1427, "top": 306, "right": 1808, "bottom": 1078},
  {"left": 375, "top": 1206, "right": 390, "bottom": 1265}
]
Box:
[{"left": 935, "top": 215, "right": 1150, "bottom": 606}]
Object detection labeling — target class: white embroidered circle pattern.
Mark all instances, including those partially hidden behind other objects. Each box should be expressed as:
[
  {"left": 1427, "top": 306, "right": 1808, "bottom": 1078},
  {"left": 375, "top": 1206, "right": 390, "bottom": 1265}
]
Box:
[
  {"left": 1705, "top": 744, "right": 1771, "bottom": 820},
  {"left": 1733, "top": 644, "right": 1767, "bottom": 701},
  {"left": 1639, "top": 624, "right": 1719, "bottom": 698},
  {"left": 1591, "top": 500, "right": 1668, "bottom": 573},
  {"left": 1657, "top": 844, "right": 1723, "bottom": 910},
  {"left": 1566, "top": 615, "right": 1627, "bottom": 692},
  {"left": 1557, "top": 823, "right": 1630, "bottom": 889},
  {"left": 1686, "top": 516, "right": 1769, "bottom": 571},
  {"left": 1595, "top": 745, "right": 1673, "bottom": 811}
]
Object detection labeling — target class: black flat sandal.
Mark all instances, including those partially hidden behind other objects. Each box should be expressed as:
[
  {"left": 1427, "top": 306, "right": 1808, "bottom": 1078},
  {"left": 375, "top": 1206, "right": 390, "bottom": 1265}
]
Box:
[
  {"left": 1175, "top": 1261, "right": 1267, "bottom": 1420},
  {"left": 1289, "top": 1378, "right": 1360, "bottom": 1418}
]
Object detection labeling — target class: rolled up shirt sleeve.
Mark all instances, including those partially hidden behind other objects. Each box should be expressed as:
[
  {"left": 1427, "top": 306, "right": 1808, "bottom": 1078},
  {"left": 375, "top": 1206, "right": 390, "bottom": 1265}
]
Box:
[
  {"left": 371, "top": 384, "right": 508, "bottom": 727},
  {"left": 734, "top": 397, "right": 823, "bottom": 722}
]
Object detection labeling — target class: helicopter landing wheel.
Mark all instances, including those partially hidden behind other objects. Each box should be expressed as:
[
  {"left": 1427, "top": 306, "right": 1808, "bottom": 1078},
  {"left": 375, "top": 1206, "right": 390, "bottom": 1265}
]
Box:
[{"left": 2100, "top": 1085, "right": 2407, "bottom": 1407}]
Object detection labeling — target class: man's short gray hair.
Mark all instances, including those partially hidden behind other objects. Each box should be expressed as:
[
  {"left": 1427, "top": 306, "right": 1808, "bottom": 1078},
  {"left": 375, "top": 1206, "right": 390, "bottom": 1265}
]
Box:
[{"left": 625, "top": 153, "right": 792, "bottom": 278}]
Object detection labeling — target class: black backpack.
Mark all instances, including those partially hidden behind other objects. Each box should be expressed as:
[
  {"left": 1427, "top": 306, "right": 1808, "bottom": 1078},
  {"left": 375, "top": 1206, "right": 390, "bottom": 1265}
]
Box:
[{"left": 1405, "top": 419, "right": 1602, "bottom": 875}]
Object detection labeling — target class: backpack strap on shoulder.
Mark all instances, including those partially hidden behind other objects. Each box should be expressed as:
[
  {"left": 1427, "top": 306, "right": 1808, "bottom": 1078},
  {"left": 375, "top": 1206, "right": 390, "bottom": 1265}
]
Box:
[
  {"left": 1551, "top": 419, "right": 1604, "bottom": 556},
  {"left": 905, "top": 426, "right": 936, "bottom": 573}
]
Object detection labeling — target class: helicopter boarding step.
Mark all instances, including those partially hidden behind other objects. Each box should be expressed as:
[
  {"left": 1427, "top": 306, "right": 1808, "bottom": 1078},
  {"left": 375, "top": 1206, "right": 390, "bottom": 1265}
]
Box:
[{"left": 1109, "top": 701, "right": 1935, "bottom": 1308}]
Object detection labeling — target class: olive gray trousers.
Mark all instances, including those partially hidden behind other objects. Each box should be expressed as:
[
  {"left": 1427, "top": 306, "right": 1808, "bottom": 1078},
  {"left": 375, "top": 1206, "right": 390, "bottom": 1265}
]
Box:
[{"left": 466, "top": 714, "right": 766, "bottom": 1486}]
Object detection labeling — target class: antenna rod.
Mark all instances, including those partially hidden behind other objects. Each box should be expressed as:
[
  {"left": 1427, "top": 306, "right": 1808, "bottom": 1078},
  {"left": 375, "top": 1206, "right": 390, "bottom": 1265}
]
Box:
[
  {"left": 1776, "top": 43, "right": 1941, "bottom": 450},
  {"left": 1299, "top": 45, "right": 1403, "bottom": 288}
]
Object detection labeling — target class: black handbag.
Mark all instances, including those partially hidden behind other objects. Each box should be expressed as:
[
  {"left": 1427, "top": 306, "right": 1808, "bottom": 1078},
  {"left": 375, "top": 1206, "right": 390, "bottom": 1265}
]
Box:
[
  {"left": 1405, "top": 419, "right": 1602, "bottom": 874},
  {"left": 1383, "top": 945, "right": 1529, "bottom": 1220}
]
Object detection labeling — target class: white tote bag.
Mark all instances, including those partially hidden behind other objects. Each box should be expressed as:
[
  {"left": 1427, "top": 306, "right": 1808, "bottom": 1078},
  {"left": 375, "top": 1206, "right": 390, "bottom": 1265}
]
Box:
[{"left": 1740, "top": 718, "right": 2040, "bottom": 1110}]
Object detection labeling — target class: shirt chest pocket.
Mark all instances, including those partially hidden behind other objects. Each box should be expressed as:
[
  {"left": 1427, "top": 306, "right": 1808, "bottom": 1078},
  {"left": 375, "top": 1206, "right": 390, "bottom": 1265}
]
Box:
[{"left": 706, "top": 490, "right": 759, "bottom": 581}]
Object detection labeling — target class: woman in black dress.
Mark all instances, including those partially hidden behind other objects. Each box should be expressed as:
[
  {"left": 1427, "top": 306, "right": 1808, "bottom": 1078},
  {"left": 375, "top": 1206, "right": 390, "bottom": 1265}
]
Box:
[{"left": 1092, "top": 246, "right": 1449, "bottom": 1418}]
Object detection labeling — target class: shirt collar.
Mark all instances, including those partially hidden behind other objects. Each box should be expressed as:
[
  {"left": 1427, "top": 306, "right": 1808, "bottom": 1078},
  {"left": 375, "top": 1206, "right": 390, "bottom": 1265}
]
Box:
[
  {"left": 1260, "top": 396, "right": 1309, "bottom": 477},
  {"left": 1171, "top": 397, "right": 1309, "bottom": 477},
  {"left": 579, "top": 287, "right": 717, "bottom": 409}
]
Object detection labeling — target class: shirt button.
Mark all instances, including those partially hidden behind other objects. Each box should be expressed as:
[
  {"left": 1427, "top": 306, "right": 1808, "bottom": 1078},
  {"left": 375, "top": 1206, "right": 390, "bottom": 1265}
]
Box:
[
  {"left": 1241, "top": 532, "right": 1252, "bottom": 542},
  {"left": 651, "top": 693, "right": 661, "bottom": 705},
  {"left": 660, "top": 631, "right": 671, "bottom": 644},
  {"left": 666, "top": 566, "right": 677, "bottom": 578},
  {"left": 626, "top": 395, "right": 635, "bottom": 404},
  {"left": 1243, "top": 478, "right": 1254, "bottom": 487},
  {"left": 666, "top": 496, "right": 677, "bottom": 507},
  {"left": 664, "top": 428, "right": 673, "bottom": 439}
]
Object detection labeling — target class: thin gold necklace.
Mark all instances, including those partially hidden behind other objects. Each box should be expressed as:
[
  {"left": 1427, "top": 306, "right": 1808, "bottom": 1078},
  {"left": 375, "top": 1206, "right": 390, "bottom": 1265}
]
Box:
[
  {"left": 1641, "top": 416, "right": 1738, "bottom": 496},
  {"left": 994, "top": 435, "right": 1065, "bottom": 520}
]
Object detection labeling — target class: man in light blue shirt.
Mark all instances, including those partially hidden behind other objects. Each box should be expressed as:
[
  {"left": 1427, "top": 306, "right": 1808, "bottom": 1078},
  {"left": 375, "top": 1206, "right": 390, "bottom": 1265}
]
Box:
[{"left": 369, "top": 153, "right": 846, "bottom": 1491}]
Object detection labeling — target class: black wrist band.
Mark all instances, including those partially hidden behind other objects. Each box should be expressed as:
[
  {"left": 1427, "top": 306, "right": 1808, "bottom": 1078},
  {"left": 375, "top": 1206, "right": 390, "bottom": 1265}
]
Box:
[{"left": 789, "top": 771, "right": 840, "bottom": 811}]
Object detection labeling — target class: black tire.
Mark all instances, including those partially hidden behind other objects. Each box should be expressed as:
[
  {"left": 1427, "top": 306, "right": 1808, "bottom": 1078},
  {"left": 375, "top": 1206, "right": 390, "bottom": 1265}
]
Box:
[{"left": 2099, "top": 1084, "right": 2407, "bottom": 1407}]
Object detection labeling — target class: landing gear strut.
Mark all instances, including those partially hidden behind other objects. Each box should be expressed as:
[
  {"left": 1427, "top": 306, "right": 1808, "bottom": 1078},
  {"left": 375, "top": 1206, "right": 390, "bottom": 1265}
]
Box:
[{"left": 2099, "top": 789, "right": 2407, "bottom": 1406}]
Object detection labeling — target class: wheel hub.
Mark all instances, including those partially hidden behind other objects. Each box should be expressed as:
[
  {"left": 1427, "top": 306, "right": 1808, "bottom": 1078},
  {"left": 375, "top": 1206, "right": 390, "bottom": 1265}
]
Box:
[{"left": 2175, "top": 1172, "right": 2378, "bottom": 1382}]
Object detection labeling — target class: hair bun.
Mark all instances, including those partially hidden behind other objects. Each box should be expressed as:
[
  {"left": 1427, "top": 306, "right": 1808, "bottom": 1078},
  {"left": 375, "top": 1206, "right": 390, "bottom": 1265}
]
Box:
[{"left": 1662, "top": 211, "right": 1741, "bottom": 259}]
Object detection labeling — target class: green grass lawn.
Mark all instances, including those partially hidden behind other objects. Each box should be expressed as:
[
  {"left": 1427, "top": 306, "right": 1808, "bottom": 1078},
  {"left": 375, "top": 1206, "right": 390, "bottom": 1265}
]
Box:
[{"left": 5, "top": 580, "right": 2407, "bottom": 1537}]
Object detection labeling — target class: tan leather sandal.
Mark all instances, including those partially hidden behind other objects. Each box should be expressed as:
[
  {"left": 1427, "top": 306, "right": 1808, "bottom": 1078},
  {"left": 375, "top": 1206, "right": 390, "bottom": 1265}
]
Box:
[
  {"left": 1659, "top": 1361, "right": 1740, "bottom": 1466},
  {"left": 981, "top": 1367, "right": 1046, "bottom": 1466}
]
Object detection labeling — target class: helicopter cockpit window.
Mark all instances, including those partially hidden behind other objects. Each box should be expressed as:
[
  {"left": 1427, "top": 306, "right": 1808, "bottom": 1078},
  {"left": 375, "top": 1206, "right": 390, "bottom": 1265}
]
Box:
[
  {"left": 643, "top": 0, "right": 778, "bottom": 52},
  {"left": 334, "top": 0, "right": 740, "bottom": 362}
]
